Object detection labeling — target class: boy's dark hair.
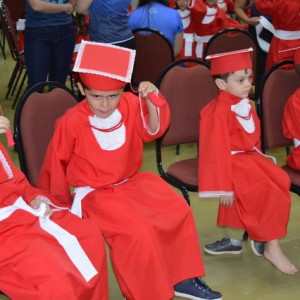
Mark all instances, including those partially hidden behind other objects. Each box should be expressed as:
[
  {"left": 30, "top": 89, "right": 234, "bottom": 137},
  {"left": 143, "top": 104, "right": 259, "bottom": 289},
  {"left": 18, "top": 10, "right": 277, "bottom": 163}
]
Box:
[
  {"left": 212, "top": 73, "right": 232, "bottom": 81},
  {"left": 212, "top": 69, "right": 251, "bottom": 81},
  {"left": 138, "top": 0, "right": 169, "bottom": 7}
]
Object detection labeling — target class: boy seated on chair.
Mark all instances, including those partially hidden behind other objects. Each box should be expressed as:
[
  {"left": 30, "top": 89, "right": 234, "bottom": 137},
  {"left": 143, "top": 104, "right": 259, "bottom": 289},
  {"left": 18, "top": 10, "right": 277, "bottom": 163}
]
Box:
[
  {"left": 198, "top": 48, "right": 298, "bottom": 275},
  {"left": 38, "top": 41, "right": 222, "bottom": 300},
  {"left": 0, "top": 115, "right": 108, "bottom": 299}
]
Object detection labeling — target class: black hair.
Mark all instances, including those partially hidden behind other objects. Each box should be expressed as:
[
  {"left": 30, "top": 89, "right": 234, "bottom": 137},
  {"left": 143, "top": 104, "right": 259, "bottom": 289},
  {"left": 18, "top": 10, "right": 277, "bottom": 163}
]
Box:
[
  {"left": 212, "top": 69, "right": 250, "bottom": 81},
  {"left": 212, "top": 73, "right": 232, "bottom": 81}
]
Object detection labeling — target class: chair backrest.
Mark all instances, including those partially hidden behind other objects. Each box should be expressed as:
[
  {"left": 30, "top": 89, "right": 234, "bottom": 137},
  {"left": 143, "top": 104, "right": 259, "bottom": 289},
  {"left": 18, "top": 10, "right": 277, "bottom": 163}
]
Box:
[
  {"left": 156, "top": 58, "right": 218, "bottom": 146},
  {"left": 14, "top": 81, "right": 79, "bottom": 186},
  {"left": 132, "top": 27, "right": 175, "bottom": 85},
  {"left": 258, "top": 60, "right": 300, "bottom": 151},
  {"left": 204, "top": 28, "right": 259, "bottom": 97},
  {"left": 5, "top": 0, "right": 25, "bottom": 23},
  {"left": 0, "top": 3, "right": 20, "bottom": 61}
]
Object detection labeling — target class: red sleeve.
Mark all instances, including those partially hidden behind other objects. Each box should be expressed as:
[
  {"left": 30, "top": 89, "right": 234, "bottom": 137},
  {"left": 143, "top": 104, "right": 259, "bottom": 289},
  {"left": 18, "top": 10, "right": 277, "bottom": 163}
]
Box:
[
  {"left": 190, "top": 0, "right": 207, "bottom": 23},
  {"left": 198, "top": 99, "right": 234, "bottom": 197},
  {"left": 255, "top": 0, "right": 275, "bottom": 14},
  {"left": 226, "top": 0, "right": 235, "bottom": 13},
  {"left": 135, "top": 91, "right": 171, "bottom": 143}
]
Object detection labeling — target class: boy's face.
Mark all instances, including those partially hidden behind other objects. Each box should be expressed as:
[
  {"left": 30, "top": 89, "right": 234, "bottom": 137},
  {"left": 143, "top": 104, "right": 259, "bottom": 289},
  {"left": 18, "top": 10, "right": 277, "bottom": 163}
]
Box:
[
  {"left": 78, "top": 84, "right": 123, "bottom": 118},
  {"left": 216, "top": 69, "right": 253, "bottom": 99},
  {"left": 176, "top": 0, "right": 190, "bottom": 10}
]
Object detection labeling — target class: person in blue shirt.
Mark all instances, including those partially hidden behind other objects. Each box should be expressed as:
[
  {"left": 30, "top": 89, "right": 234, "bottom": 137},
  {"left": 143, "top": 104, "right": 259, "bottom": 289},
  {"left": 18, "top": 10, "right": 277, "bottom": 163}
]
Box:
[
  {"left": 77, "top": 0, "right": 135, "bottom": 49},
  {"left": 24, "top": 0, "right": 76, "bottom": 88},
  {"left": 129, "top": 0, "right": 184, "bottom": 57}
]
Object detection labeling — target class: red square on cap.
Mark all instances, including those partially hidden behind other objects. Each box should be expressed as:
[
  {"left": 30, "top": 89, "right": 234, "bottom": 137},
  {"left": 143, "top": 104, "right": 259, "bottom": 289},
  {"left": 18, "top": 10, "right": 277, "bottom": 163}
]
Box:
[
  {"left": 206, "top": 48, "right": 253, "bottom": 75},
  {"left": 73, "top": 41, "right": 136, "bottom": 83}
]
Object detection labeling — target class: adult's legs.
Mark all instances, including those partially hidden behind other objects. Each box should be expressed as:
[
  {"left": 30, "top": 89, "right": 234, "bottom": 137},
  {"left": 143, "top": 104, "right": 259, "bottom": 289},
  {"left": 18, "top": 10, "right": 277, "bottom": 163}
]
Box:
[
  {"left": 24, "top": 24, "right": 75, "bottom": 89},
  {"left": 24, "top": 26, "right": 52, "bottom": 89},
  {"left": 49, "top": 24, "right": 75, "bottom": 85}
]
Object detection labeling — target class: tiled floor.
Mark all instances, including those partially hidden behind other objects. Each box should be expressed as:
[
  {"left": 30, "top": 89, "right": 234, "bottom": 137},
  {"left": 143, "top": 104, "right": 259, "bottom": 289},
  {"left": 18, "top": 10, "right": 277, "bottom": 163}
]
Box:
[{"left": 1, "top": 43, "right": 300, "bottom": 300}]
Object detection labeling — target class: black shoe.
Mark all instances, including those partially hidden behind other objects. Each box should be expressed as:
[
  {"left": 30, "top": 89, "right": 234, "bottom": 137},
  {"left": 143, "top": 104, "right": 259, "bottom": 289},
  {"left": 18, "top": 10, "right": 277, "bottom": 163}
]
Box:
[
  {"left": 174, "top": 277, "right": 222, "bottom": 300},
  {"left": 250, "top": 240, "right": 265, "bottom": 256},
  {"left": 204, "top": 238, "right": 242, "bottom": 255}
]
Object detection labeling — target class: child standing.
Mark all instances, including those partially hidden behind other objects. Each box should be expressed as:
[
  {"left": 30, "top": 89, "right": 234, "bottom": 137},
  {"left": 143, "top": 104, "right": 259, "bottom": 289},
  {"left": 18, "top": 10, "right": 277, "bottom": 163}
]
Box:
[
  {"left": 175, "top": 0, "right": 197, "bottom": 62},
  {"left": 198, "top": 48, "right": 298, "bottom": 275},
  {"left": 38, "top": 41, "right": 222, "bottom": 300},
  {"left": 193, "top": 0, "right": 243, "bottom": 59},
  {"left": 282, "top": 47, "right": 300, "bottom": 170}
]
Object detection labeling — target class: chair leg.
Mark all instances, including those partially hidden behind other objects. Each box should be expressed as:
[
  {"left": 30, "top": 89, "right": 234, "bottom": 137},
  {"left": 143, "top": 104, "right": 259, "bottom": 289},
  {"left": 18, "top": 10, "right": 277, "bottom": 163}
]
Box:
[
  {"left": 176, "top": 144, "right": 180, "bottom": 155},
  {"left": 180, "top": 186, "right": 191, "bottom": 206},
  {"left": 0, "top": 26, "right": 6, "bottom": 59},
  {"left": 11, "top": 66, "right": 23, "bottom": 97},
  {"left": 242, "top": 231, "right": 249, "bottom": 241},
  {"left": 5, "top": 63, "right": 19, "bottom": 99}
]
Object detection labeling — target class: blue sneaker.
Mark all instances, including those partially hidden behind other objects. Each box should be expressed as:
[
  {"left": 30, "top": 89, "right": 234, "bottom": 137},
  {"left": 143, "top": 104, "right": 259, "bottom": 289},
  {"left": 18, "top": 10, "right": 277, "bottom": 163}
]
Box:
[
  {"left": 204, "top": 238, "right": 242, "bottom": 255},
  {"left": 250, "top": 240, "right": 265, "bottom": 256},
  {"left": 174, "top": 277, "right": 222, "bottom": 300}
]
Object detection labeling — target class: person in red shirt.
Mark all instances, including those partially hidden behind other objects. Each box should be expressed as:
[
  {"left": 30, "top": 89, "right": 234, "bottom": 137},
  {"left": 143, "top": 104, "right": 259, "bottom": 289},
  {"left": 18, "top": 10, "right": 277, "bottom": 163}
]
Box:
[
  {"left": 38, "top": 41, "right": 222, "bottom": 300},
  {"left": 175, "top": 0, "right": 197, "bottom": 62},
  {"left": 198, "top": 48, "right": 298, "bottom": 276},
  {"left": 192, "top": 0, "right": 243, "bottom": 59}
]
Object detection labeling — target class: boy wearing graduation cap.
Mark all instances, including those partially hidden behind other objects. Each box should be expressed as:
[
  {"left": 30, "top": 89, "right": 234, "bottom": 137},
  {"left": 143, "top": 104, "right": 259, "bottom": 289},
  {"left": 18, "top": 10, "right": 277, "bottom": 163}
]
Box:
[
  {"left": 198, "top": 48, "right": 298, "bottom": 275},
  {"left": 282, "top": 47, "right": 300, "bottom": 171},
  {"left": 38, "top": 41, "right": 222, "bottom": 300}
]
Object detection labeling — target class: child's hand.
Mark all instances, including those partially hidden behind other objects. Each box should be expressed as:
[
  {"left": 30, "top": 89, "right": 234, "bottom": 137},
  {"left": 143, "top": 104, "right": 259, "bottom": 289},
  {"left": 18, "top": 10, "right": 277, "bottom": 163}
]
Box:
[
  {"left": 30, "top": 198, "right": 53, "bottom": 218},
  {"left": 0, "top": 116, "right": 10, "bottom": 134},
  {"left": 220, "top": 195, "right": 234, "bottom": 207},
  {"left": 138, "top": 81, "right": 158, "bottom": 99}
]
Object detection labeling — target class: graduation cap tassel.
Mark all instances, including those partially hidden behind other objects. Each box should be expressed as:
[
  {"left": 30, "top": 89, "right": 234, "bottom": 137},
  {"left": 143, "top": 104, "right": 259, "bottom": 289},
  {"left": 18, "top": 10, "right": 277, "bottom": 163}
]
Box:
[{"left": 0, "top": 104, "right": 15, "bottom": 147}]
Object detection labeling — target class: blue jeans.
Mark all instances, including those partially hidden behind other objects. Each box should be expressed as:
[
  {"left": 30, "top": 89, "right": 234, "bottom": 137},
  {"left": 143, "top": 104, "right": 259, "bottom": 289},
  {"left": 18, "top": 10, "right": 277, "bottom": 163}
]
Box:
[{"left": 24, "top": 24, "right": 75, "bottom": 88}]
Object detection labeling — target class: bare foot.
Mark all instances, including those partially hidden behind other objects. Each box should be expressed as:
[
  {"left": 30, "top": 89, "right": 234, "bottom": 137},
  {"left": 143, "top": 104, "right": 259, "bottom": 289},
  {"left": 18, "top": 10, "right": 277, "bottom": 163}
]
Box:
[{"left": 264, "top": 241, "right": 298, "bottom": 275}]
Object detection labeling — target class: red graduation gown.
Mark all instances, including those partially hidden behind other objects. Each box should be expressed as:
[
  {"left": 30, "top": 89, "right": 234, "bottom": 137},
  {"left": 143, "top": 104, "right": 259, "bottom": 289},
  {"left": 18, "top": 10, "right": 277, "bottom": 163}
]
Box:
[
  {"left": 255, "top": 0, "right": 300, "bottom": 70},
  {"left": 193, "top": 4, "right": 243, "bottom": 58},
  {"left": 176, "top": 8, "right": 198, "bottom": 63},
  {"left": 0, "top": 144, "right": 108, "bottom": 300},
  {"left": 198, "top": 91, "right": 291, "bottom": 241},
  {"left": 282, "top": 88, "right": 300, "bottom": 170},
  {"left": 38, "top": 92, "right": 205, "bottom": 300}
]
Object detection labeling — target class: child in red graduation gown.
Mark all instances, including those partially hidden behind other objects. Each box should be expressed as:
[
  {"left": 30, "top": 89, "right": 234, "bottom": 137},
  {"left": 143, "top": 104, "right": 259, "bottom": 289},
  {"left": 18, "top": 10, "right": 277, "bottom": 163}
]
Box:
[
  {"left": 0, "top": 116, "right": 108, "bottom": 299},
  {"left": 255, "top": 0, "right": 300, "bottom": 70},
  {"left": 192, "top": 0, "right": 243, "bottom": 59},
  {"left": 175, "top": 0, "right": 197, "bottom": 63},
  {"left": 198, "top": 48, "right": 298, "bottom": 275},
  {"left": 38, "top": 41, "right": 222, "bottom": 300},
  {"left": 282, "top": 47, "right": 300, "bottom": 170}
]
